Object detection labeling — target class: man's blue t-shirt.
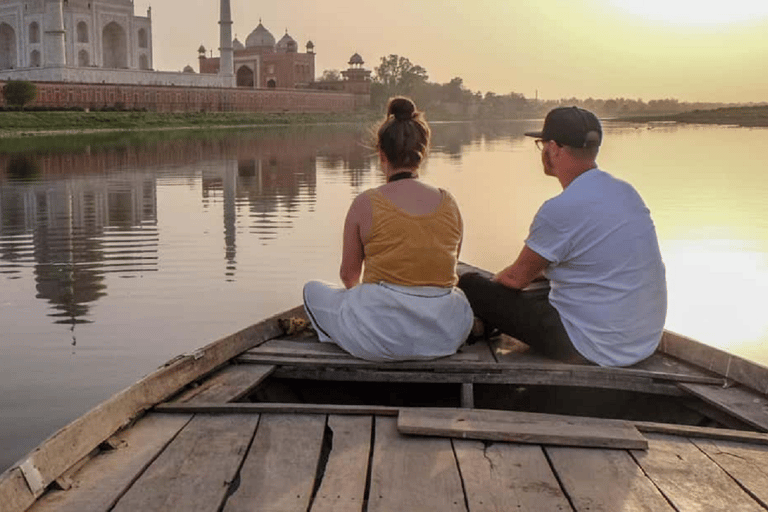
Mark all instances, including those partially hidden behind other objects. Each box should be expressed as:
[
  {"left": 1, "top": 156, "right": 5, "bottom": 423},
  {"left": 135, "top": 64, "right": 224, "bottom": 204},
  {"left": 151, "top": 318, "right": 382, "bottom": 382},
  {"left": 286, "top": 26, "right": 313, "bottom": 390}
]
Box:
[{"left": 525, "top": 168, "right": 667, "bottom": 366}]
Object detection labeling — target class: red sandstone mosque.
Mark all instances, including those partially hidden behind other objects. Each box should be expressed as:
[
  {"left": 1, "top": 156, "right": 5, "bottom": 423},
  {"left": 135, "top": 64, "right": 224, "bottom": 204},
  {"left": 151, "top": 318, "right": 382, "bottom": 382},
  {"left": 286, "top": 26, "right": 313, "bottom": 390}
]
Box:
[{"left": 0, "top": 0, "right": 371, "bottom": 111}]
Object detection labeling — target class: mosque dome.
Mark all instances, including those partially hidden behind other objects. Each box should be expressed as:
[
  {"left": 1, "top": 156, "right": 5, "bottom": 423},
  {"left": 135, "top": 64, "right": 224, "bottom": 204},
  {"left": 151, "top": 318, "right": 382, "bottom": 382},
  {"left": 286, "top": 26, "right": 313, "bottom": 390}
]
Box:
[
  {"left": 277, "top": 32, "right": 298, "bottom": 53},
  {"left": 233, "top": 37, "right": 244, "bottom": 51},
  {"left": 246, "top": 23, "right": 275, "bottom": 48},
  {"left": 183, "top": 65, "right": 195, "bottom": 73},
  {"left": 348, "top": 53, "right": 364, "bottom": 65},
  {"left": 198, "top": 45, "right": 206, "bottom": 55}
]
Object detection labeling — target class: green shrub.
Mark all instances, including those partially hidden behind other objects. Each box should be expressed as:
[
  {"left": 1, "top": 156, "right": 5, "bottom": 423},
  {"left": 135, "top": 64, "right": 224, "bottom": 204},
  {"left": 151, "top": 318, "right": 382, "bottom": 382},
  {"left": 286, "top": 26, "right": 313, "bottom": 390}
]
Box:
[{"left": 2, "top": 81, "right": 38, "bottom": 109}]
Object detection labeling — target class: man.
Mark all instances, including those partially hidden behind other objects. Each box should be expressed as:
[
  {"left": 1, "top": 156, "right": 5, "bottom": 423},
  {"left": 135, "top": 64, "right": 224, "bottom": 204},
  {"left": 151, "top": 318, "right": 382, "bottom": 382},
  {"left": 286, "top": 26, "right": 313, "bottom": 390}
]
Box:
[{"left": 459, "top": 106, "right": 667, "bottom": 366}]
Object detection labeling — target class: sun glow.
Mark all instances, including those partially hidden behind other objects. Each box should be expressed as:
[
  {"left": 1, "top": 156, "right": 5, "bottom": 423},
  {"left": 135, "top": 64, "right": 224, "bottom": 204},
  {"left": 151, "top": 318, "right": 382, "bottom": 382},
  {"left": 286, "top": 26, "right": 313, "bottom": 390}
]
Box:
[{"left": 612, "top": 0, "right": 768, "bottom": 24}]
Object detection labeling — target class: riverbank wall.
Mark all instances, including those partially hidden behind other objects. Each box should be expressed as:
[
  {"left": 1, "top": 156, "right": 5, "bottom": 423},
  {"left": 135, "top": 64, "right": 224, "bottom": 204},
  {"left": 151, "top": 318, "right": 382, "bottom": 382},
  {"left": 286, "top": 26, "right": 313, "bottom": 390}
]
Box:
[{"left": 0, "top": 80, "right": 358, "bottom": 113}]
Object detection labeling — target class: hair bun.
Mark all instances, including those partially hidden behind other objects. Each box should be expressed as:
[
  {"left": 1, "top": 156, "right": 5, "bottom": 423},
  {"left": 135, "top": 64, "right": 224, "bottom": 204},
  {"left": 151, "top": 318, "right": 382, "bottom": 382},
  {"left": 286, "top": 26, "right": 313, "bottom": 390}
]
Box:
[{"left": 387, "top": 97, "right": 417, "bottom": 121}]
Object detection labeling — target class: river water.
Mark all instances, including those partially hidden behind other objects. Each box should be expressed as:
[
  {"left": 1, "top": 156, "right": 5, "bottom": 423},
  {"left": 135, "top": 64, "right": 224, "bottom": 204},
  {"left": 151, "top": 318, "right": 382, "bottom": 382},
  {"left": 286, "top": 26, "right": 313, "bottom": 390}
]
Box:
[{"left": 1, "top": 120, "right": 767, "bottom": 472}]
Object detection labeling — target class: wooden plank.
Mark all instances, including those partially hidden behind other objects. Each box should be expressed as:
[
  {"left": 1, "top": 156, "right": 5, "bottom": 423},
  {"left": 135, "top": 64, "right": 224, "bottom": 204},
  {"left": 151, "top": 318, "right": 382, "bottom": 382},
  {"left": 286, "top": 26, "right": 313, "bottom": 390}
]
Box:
[
  {"left": 634, "top": 421, "right": 768, "bottom": 445},
  {"left": 239, "top": 353, "right": 723, "bottom": 385},
  {"left": 679, "top": 382, "right": 768, "bottom": 432},
  {"left": 661, "top": 330, "right": 768, "bottom": 394},
  {"left": 453, "top": 439, "right": 570, "bottom": 511},
  {"left": 546, "top": 446, "right": 673, "bottom": 511},
  {"left": 368, "top": 416, "right": 465, "bottom": 512},
  {"left": 4, "top": 306, "right": 296, "bottom": 502},
  {"left": 398, "top": 408, "right": 648, "bottom": 450},
  {"left": 632, "top": 433, "right": 765, "bottom": 511},
  {"left": 0, "top": 468, "right": 35, "bottom": 512},
  {"left": 693, "top": 438, "right": 768, "bottom": 508},
  {"left": 111, "top": 414, "right": 258, "bottom": 512},
  {"left": 268, "top": 366, "right": 686, "bottom": 396},
  {"left": 223, "top": 414, "right": 326, "bottom": 512},
  {"left": 30, "top": 414, "right": 192, "bottom": 512},
  {"left": 173, "top": 364, "right": 275, "bottom": 403},
  {"left": 247, "top": 339, "right": 354, "bottom": 359},
  {"left": 156, "top": 402, "right": 400, "bottom": 416},
  {"left": 310, "top": 415, "right": 373, "bottom": 512}
]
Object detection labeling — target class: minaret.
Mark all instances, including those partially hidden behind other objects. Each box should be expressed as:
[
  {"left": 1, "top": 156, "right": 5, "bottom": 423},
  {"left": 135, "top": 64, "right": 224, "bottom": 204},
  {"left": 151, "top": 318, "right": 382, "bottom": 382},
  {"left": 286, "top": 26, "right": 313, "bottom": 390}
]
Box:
[
  {"left": 219, "top": 0, "right": 234, "bottom": 79},
  {"left": 43, "top": 0, "right": 66, "bottom": 67}
]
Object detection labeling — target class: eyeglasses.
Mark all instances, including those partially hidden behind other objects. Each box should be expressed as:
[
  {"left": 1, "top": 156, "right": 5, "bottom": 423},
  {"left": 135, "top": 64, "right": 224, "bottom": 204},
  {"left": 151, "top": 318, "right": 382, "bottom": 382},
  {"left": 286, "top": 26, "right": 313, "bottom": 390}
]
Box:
[{"left": 535, "top": 139, "right": 562, "bottom": 150}]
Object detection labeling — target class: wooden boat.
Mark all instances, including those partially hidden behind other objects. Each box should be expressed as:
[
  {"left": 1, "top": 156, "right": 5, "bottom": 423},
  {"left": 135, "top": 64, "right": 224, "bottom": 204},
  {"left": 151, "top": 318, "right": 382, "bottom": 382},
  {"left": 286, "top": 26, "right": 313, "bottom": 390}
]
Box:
[{"left": 3, "top": 263, "right": 768, "bottom": 511}]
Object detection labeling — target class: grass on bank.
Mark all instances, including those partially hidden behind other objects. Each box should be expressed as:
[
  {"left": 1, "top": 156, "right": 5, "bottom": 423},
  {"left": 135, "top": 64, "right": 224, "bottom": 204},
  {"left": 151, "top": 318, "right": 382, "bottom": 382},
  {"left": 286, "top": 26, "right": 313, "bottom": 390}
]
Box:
[
  {"left": 0, "top": 110, "right": 379, "bottom": 136},
  {"left": 618, "top": 105, "right": 768, "bottom": 127}
]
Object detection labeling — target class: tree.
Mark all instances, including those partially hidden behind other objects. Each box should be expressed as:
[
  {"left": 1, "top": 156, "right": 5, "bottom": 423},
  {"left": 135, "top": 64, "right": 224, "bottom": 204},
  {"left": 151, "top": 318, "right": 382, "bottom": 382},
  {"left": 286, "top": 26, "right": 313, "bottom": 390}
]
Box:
[
  {"left": 318, "top": 69, "right": 341, "bottom": 82},
  {"left": 373, "top": 55, "right": 428, "bottom": 102},
  {"left": 2, "top": 80, "right": 37, "bottom": 109}
]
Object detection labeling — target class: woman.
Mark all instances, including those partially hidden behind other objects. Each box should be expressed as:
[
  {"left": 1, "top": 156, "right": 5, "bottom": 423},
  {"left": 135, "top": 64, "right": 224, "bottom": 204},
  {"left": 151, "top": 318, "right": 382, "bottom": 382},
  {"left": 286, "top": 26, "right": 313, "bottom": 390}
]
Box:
[{"left": 303, "top": 97, "right": 473, "bottom": 361}]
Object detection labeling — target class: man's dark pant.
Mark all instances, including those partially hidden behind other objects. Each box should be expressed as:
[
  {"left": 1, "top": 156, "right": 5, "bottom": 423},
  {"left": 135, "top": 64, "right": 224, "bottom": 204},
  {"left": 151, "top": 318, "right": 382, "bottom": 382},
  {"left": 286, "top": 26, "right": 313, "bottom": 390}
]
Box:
[{"left": 458, "top": 272, "right": 591, "bottom": 364}]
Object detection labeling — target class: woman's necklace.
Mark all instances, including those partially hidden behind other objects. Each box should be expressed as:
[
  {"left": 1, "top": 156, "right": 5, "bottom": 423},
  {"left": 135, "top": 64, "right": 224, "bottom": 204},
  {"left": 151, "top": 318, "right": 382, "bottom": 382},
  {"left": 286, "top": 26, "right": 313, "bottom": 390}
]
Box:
[{"left": 387, "top": 171, "right": 415, "bottom": 183}]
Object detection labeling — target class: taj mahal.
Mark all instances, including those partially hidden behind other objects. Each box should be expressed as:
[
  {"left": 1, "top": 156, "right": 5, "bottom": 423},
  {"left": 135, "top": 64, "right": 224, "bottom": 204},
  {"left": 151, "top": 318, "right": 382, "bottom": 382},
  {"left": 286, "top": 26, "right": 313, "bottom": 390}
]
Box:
[{"left": 0, "top": 0, "right": 371, "bottom": 111}]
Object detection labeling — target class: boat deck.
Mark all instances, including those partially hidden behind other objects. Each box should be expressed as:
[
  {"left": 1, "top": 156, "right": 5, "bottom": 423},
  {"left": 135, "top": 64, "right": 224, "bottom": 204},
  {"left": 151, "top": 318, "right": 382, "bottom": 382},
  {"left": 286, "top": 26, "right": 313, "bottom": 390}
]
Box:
[{"left": 8, "top": 311, "right": 768, "bottom": 512}]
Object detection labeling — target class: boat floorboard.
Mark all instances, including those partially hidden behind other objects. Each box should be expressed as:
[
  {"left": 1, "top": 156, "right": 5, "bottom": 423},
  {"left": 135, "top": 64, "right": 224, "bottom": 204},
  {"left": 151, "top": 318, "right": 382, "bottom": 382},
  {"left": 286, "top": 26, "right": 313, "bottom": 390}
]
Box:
[{"left": 28, "top": 408, "right": 768, "bottom": 512}]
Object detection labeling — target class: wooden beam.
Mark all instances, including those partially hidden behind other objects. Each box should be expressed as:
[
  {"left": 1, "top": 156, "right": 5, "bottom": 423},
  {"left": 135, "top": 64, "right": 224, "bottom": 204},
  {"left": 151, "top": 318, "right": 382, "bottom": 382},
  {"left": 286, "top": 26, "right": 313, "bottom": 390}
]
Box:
[
  {"left": 678, "top": 382, "right": 768, "bottom": 433},
  {"left": 397, "top": 407, "right": 649, "bottom": 450},
  {"left": 661, "top": 330, "right": 768, "bottom": 394},
  {"left": 172, "top": 364, "right": 275, "bottom": 403},
  {"left": 0, "top": 306, "right": 296, "bottom": 508},
  {"left": 155, "top": 402, "right": 400, "bottom": 416}
]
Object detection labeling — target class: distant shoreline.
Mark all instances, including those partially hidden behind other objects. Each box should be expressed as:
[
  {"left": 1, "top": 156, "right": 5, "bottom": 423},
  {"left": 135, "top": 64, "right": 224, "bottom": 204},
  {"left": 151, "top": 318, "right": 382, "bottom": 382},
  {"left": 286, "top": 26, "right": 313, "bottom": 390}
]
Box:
[{"left": 616, "top": 105, "right": 768, "bottom": 127}]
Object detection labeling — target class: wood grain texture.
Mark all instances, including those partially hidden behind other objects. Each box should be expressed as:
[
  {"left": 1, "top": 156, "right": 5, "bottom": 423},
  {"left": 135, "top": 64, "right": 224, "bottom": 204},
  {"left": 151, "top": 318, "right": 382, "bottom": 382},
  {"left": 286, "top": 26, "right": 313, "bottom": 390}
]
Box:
[
  {"left": 678, "top": 382, "right": 768, "bottom": 432},
  {"left": 111, "top": 414, "right": 258, "bottom": 512},
  {"left": 310, "top": 415, "right": 373, "bottom": 512},
  {"left": 156, "top": 402, "right": 399, "bottom": 416},
  {"left": 547, "top": 446, "right": 673, "bottom": 511},
  {"left": 173, "top": 364, "right": 275, "bottom": 403},
  {"left": 453, "top": 439, "right": 570, "bottom": 511},
  {"left": 398, "top": 408, "right": 648, "bottom": 450},
  {"left": 693, "top": 437, "right": 768, "bottom": 508},
  {"left": 5, "top": 306, "right": 294, "bottom": 502},
  {"left": 368, "top": 416, "right": 466, "bottom": 512},
  {"left": 223, "top": 414, "right": 326, "bottom": 512},
  {"left": 0, "top": 468, "right": 35, "bottom": 512},
  {"left": 632, "top": 433, "right": 764, "bottom": 511},
  {"left": 30, "top": 414, "right": 192, "bottom": 512}
]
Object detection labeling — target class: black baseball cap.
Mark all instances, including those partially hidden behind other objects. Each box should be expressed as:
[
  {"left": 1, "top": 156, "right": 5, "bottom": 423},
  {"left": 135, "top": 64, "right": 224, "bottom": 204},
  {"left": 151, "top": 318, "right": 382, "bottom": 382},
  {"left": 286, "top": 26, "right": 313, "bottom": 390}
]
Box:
[{"left": 525, "top": 106, "right": 602, "bottom": 148}]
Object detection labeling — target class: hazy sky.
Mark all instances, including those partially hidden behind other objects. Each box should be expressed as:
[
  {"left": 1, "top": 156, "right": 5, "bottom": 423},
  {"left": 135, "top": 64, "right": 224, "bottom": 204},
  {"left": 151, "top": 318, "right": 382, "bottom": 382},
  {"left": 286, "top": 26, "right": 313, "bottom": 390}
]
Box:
[{"left": 133, "top": 0, "right": 768, "bottom": 103}]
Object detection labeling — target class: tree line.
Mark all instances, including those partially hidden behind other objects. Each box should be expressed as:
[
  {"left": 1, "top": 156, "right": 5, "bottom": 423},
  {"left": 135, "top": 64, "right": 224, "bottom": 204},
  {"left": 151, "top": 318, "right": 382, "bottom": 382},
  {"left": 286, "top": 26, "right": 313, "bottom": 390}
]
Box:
[{"left": 320, "top": 54, "right": 749, "bottom": 119}]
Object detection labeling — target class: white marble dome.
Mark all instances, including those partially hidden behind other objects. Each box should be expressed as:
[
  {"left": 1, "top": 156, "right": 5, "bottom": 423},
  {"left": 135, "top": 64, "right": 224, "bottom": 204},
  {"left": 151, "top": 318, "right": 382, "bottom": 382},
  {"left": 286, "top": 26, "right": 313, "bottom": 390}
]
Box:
[{"left": 246, "top": 23, "right": 275, "bottom": 48}]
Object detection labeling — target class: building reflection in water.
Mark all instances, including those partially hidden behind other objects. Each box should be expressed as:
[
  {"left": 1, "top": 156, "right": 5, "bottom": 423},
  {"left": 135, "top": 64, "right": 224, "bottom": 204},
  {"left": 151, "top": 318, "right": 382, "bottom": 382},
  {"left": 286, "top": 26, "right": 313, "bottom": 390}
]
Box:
[{"left": 0, "top": 124, "right": 376, "bottom": 322}]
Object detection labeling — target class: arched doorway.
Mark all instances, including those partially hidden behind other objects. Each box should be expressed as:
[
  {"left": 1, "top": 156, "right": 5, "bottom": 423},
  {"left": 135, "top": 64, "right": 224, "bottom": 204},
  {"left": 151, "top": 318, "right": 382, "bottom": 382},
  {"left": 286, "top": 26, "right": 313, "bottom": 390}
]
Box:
[
  {"left": 30, "top": 50, "right": 41, "bottom": 67},
  {"left": 102, "top": 22, "right": 127, "bottom": 68},
  {"left": 0, "top": 23, "right": 16, "bottom": 70},
  {"left": 139, "top": 54, "right": 148, "bottom": 70},
  {"left": 267, "top": 79, "right": 276, "bottom": 88},
  {"left": 236, "top": 65, "right": 254, "bottom": 87},
  {"left": 78, "top": 49, "right": 89, "bottom": 67}
]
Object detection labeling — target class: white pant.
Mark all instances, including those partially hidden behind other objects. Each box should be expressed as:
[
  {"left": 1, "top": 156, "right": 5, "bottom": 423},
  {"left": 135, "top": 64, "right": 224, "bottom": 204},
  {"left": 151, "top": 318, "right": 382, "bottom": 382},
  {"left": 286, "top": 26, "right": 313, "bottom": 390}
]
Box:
[{"left": 303, "top": 280, "right": 474, "bottom": 362}]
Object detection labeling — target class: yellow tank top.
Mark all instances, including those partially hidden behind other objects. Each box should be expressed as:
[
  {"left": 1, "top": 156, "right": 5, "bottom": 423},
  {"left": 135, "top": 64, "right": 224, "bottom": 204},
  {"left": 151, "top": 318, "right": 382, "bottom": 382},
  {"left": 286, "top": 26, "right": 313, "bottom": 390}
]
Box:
[{"left": 362, "top": 188, "right": 462, "bottom": 287}]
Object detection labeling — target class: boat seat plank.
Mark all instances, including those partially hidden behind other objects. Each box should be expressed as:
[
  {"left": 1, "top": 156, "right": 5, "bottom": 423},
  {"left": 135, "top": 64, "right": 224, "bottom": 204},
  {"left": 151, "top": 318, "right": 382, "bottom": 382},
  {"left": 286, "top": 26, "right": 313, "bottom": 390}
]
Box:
[
  {"left": 678, "top": 382, "right": 768, "bottom": 433},
  {"left": 692, "top": 438, "right": 768, "bottom": 508},
  {"left": 309, "top": 415, "right": 373, "bottom": 512},
  {"left": 631, "top": 433, "right": 765, "bottom": 512},
  {"left": 368, "top": 416, "right": 465, "bottom": 512},
  {"left": 546, "top": 446, "right": 674, "bottom": 511},
  {"left": 397, "top": 408, "right": 648, "bottom": 450},
  {"left": 173, "top": 364, "right": 275, "bottom": 403},
  {"left": 111, "top": 414, "right": 259, "bottom": 512},
  {"left": 222, "top": 414, "right": 326, "bottom": 512},
  {"left": 29, "top": 414, "right": 193, "bottom": 512},
  {"left": 247, "top": 339, "right": 353, "bottom": 359},
  {"left": 453, "top": 440, "right": 571, "bottom": 511}
]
